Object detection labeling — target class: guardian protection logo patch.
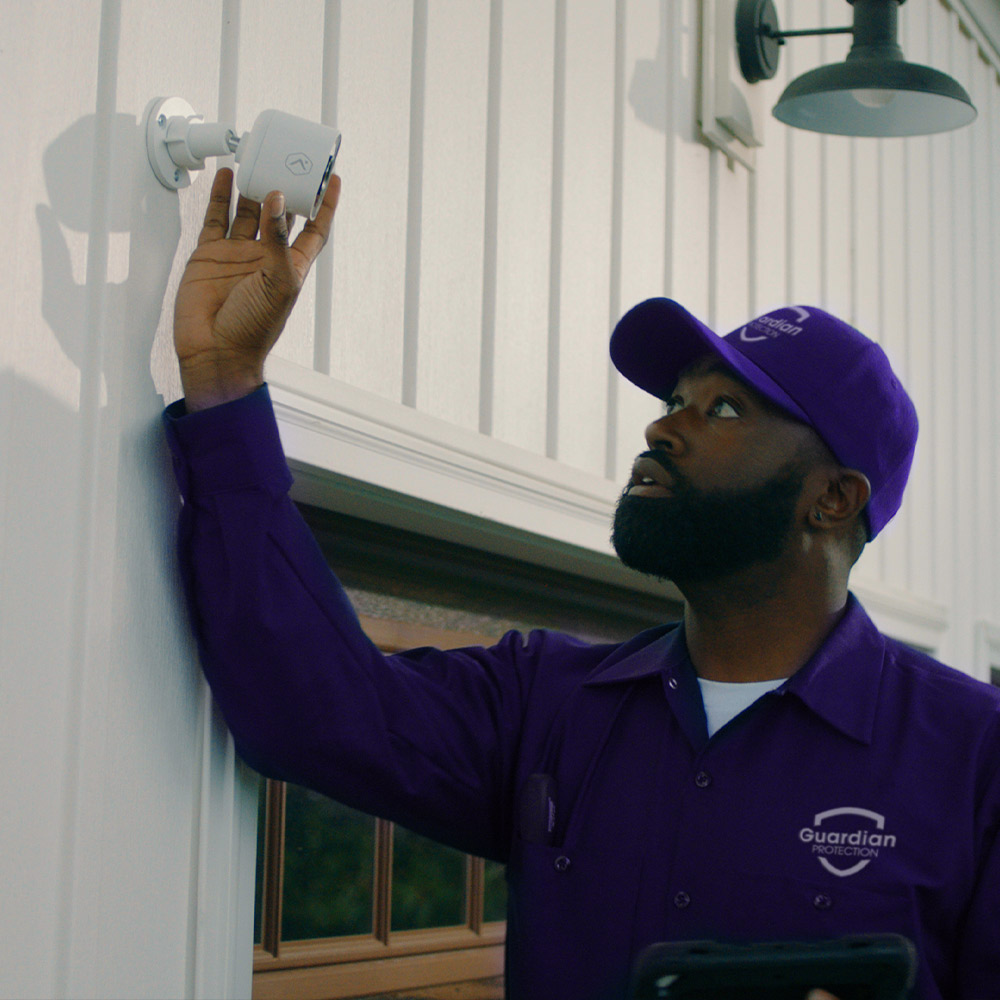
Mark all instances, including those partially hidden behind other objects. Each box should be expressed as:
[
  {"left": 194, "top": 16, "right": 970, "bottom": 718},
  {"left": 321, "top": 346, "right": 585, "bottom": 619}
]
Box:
[
  {"left": 739, "top": 306, "right": 811, "bottom": 342},
  {"left": 799, "top": 806, "right": 898, "bottom": 878}
]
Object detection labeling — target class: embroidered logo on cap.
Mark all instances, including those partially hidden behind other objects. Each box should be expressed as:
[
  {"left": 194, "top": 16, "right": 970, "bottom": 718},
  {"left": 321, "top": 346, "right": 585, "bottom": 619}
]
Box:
[
  {"left": 798, "top": 806, "right": 898, "bottom": 878},
  {"left": 740, "top": 306, "right": 811, "bottom": 343}
]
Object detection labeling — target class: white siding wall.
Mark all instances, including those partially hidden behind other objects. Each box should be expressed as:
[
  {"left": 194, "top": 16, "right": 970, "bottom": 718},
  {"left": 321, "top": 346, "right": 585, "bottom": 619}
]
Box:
[{"left": 2, "top": 1, "right": 998, "bottom": 996}]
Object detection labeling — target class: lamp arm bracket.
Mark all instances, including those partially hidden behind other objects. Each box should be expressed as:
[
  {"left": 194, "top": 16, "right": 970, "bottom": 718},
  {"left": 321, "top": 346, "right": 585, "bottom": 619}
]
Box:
[{"left": 761, "top": 26, "right": 854, "bottom": 44}]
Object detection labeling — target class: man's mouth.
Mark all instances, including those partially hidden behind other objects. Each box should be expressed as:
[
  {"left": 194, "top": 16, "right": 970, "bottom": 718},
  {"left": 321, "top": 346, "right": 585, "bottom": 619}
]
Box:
[{"left": 627, "top": 454, "right": 676, "bottom": 497}]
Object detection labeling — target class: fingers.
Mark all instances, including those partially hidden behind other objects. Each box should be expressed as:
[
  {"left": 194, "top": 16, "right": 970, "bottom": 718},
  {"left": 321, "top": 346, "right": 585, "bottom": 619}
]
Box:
[
  {"left": 290, "top": 174, "right": 341, "bottom": 272},
  {"left": 196, "top": 169, "right": 235, "bottom": 246},
  {"left": 258, "top": 191, "right": 298, "bottom": 287},
  {"left": 196, "top": 172, "right": 340, "bottom": 278},
  {"left": 229, "top": 191, "right": 263, "bottom": 241}
]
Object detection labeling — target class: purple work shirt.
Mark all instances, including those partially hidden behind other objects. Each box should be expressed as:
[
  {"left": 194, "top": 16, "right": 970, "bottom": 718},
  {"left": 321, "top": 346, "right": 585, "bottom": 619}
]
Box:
[{"left": 165, "top": 386, "right": 1000, "bottom": 1000}]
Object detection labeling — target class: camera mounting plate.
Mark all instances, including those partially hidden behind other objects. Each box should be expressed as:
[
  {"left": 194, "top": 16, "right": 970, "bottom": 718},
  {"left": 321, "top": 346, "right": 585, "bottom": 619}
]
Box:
[{"left": 144, "top": 96, "right": 200, "bottom": 190}]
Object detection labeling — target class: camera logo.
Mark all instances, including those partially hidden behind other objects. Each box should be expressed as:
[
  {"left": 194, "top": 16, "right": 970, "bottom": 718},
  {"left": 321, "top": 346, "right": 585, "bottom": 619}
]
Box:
[
  {"left": 799, "top": 806, "right": 898, "bottom": 878},
  {"left": 285, "top": 153, "right": 314, "bottom": 176}
]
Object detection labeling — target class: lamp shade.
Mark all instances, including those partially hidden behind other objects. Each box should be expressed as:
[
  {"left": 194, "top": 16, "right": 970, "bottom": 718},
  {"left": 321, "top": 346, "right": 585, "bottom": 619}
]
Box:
[{"left": 773, "top": 57, "right": 976, "bottom": 136}]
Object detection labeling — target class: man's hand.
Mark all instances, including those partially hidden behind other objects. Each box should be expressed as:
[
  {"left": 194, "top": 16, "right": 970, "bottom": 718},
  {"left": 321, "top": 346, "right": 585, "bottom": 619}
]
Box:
[{"left": 173, "top": 167, "right": 340, "bottom": 411}]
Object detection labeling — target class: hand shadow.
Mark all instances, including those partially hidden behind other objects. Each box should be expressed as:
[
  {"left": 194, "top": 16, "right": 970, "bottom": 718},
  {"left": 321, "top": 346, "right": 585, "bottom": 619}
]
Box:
[{"left": 18, "top": 107, "right": 207, "bottom": 799}]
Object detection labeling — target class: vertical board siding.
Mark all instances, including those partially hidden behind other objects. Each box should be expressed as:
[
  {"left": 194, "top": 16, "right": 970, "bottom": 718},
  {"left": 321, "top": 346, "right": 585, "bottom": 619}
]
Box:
[
  {"left": 784, "top": 0, "right": 824, "bottom": 308},
  {"left": 751, "top": 0, "right": 790, "bottom": 315},
  {"left": 237, "top": 1, "right": 326, "bottom": 371},
  {"left": 2, "top": 7, "right": 104, "bottom": 996},
  {"left": 413, "top": 0, "right": 490, "bottom": 431},
  {"left": 313, "top": 0, "right": 342, "bottom": 377},
  {"left": 928, "top": 3, "right": 960, "bottom": 644},
  {"left": 554, "top": 0, "right": 617, "bottom": 475},
  {"left": 612, "top": 0, "right": 678, "bottom": 487},
  {"left": 328, "top": 0, "right": 413, "bottom": 401},
  {"left": 949, "top": 17, "right": 977, "bottom": 667},
  {"left": 980, "top": 74, "right": 1000, "bottom": 622},
  {"left": 971, "top": 49, "right": 996, "bottom": 629},
  {"left": 604, "top": 0, "right": 626, "bottom": 480},
  {"left": 546, "top": 0, "right": 567, "bottom": 461},
  {"left": 878, "top": 136, "right": 911, "bottom": 593},
  {"left": 898, "top": 8, "right": 933, "bottom": 604},
  {"left": 490, "top": 0, "right": 556, "bottom": 454},
  {"left": 712, "top": 151, "right": 750, "bottom": 334},
  {"left": 81, "top": 1, "right": 233, "bottom": 995},
  {"left": 666, "top": 0, "right": 711, "bottom": 318}
]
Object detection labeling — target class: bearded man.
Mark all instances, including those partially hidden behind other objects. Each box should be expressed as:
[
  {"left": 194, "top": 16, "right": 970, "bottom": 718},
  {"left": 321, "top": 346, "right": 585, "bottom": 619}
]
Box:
[{"left": 164, "top": 170, "right": 1000, "bottom": 1000}]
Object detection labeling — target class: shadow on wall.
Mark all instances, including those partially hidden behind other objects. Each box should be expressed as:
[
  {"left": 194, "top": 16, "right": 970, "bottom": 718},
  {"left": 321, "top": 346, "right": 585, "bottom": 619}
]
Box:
[
  {"left": 38, "top": 111, "right": 182, "bottom": 395},
  {"left": 627, "top": 0, "right": 696, "bottom": 136},
  {"left": 13, "top": 108, "right": 209, "bottom": 957}
]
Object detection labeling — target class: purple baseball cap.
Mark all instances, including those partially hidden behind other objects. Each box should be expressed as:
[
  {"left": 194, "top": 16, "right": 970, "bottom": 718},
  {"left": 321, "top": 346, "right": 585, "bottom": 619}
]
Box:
[{"left": 610, "top": 298, "right": 918, "bottom": 539}]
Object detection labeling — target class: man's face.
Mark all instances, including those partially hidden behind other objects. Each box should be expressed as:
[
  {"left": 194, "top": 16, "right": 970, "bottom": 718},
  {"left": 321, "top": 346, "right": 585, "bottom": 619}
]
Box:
[{"left": 611, "top": 356, "right": 817, "bottom": 584}]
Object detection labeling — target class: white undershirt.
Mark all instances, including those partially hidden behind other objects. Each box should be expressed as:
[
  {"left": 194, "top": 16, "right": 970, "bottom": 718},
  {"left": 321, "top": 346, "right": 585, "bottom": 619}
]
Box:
[{"left": 697, "top": 676, "right": 784, "bottom": 738}]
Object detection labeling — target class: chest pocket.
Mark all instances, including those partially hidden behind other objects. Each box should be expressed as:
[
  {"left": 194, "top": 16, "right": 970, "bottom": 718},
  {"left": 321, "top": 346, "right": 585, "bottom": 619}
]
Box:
[
  {"left": 516, "top": 679, "right": 666, "bottom": 848},
  {"left": 505, "top": 682, "right": 669, "bottom": 1000}
]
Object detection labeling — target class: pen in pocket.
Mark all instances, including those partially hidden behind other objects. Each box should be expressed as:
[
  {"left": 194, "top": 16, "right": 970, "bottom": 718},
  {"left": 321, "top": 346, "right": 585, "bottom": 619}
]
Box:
[{"left": 519, "top": 772, "right": 557, "bottom": 845}]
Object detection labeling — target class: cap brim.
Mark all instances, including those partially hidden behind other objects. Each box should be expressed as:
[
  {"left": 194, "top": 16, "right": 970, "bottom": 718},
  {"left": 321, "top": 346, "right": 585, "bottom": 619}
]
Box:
[{"left": 610, "top": 298, "right": 812, "bottom": 425}]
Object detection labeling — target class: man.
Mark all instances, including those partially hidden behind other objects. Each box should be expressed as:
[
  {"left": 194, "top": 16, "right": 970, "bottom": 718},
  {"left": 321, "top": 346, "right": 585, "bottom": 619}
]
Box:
[{"left": 165, "top": 170, "right": 1000, "bottom": 1000}]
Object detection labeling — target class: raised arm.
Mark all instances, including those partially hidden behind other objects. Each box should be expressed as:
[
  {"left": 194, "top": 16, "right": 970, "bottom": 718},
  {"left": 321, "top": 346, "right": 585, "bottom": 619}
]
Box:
[{"left": 164, "top": 171, "right": 528, "bottom": 861}]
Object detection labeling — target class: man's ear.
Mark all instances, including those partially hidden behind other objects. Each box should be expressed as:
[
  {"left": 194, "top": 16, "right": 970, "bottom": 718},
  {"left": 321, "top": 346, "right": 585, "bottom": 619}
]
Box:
[{"left": 810, "top": 468, "right": 871, "bottom": 530}]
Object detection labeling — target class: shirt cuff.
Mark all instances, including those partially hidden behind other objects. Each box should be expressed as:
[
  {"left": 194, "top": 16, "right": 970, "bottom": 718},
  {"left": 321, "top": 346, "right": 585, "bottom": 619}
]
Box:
[{"left": 163, "top": 384, "right": 294, "bottom": 500}]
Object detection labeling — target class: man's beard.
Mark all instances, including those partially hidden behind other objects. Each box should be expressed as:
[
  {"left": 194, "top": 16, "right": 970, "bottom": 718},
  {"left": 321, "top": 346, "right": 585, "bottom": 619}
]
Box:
[{"left": 611, "top": 453, "right": 808, "bottom": 585}]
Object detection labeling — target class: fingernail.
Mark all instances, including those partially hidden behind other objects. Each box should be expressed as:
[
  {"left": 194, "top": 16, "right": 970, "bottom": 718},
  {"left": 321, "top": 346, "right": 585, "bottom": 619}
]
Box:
[{"left": 271, "top": 192, "right": 286, "bottom": 218}]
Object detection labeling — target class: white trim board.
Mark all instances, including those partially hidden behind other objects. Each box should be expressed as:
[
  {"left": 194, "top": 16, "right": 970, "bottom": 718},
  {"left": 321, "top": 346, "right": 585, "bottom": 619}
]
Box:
[
  {"left": 974, "top": 621, "right": 1000, "bottom": 683},
  {"left": 269, "top": 357, "right": 681, "bottom": 601},
  {"left": 851, "top": 577, "right": 949, "bottom": 655}
]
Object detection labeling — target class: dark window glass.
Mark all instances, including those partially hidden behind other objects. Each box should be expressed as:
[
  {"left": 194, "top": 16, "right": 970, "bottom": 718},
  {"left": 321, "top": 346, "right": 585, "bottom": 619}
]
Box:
[
  {"left": 483, "top": 858, "right": 508, "bottom": 922},
  {"left": 281, "top": 786, "right": 376, "bottom": 940},
  {"left": 390, "top": 825, "right": 466, "bottom": 930}
]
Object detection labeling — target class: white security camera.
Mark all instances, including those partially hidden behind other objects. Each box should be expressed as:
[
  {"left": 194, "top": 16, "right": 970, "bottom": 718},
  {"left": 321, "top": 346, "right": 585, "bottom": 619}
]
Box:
[{"left": 144, "top": 97, "right": 341, "bottom": 220}]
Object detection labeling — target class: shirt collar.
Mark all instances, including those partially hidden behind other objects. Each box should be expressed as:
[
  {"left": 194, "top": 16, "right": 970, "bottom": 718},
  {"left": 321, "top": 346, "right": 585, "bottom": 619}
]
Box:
[
  {"left": 779, "top": 592, "right": 885, "bottom": 745},
  {"left": 584, "top": 593, "right": 885, "bottom": 746}
]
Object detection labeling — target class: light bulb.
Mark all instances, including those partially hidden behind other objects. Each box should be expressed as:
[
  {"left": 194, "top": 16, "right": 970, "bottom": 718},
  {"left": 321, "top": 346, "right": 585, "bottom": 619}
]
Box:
[{"left": 850, "top": 88, "right": 897, "bottom": 109}]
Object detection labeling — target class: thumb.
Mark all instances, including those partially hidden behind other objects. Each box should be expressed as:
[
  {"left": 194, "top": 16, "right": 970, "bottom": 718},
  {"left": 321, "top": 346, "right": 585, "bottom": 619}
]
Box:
[
  {"left": 261, "top": 191, "right": 291, "bottom": 251},
  {"left": 259, "top": 191, "right": 301, "bottom": 294}
]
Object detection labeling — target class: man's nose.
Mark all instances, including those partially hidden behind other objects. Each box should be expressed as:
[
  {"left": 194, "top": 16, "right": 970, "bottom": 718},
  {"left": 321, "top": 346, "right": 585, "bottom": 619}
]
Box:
[{"left": 644, "top": 410, "right": 687, "bottom": 454}]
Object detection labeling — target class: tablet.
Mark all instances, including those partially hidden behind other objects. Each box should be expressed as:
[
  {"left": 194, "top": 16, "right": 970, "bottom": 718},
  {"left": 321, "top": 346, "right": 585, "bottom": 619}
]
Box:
[{"left": 630, "top": 934, "right": 916, "bottom": 1000}]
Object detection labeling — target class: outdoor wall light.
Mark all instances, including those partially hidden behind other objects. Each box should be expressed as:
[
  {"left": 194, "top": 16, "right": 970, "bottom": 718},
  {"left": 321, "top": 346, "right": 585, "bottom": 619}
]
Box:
[
  {"left": 144, "top": 97, "right": 341, "bottom": 219},
  {"left": 735, "top": 0, "right": 976, "bottom": 136}
]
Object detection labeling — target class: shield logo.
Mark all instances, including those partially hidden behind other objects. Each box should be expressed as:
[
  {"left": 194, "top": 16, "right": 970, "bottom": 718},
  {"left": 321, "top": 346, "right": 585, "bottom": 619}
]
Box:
[{"left": 802, "top": 806, "right": 895, "bottom": 878}]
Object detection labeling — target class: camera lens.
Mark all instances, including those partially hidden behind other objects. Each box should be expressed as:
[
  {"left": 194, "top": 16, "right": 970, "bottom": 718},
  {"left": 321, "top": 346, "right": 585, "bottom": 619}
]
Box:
[{"left": 310, "top": 133, "right": 341, "bottom": 219}]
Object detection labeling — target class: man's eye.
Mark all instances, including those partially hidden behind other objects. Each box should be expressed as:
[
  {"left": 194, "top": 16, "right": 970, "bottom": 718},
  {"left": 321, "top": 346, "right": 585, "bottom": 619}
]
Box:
[
  {"left": 710, "top": 398, "right": 740, "bottom": 418},
  {"left": 664, "top": 396, "right": 683, "bottom": 416}
]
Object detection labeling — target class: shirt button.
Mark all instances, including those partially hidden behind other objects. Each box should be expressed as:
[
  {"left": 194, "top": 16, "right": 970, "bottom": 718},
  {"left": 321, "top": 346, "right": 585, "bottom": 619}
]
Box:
[
  {"left": 813, "top": 893, "right": 833, "bottom": 910},
  {"left": 667, "top": 677, "right": 679, "bottom": 690},
  {"left": 673, "top": 891, "right": 691, "bottom": 909},
  {"left": 695, "top": 771, "right": 712, "bottom": 788},
  {"left": 553, "top": 855, "right": 571, "bottom": 873}
]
